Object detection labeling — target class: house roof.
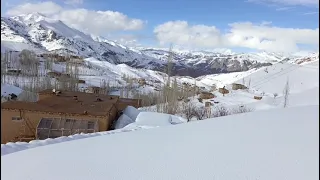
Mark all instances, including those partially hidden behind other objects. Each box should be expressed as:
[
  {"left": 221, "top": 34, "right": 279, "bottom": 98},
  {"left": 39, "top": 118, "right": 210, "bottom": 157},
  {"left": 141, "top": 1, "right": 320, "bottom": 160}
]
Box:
[
  {"left": 2, "top": 90, "right": 120, "bottom": 116},
  {"left": 118, "top": 98, "right": 140, "bottom": 104},
  {"left": 38, "top": 89, "right": 119, "bottom": 100}
]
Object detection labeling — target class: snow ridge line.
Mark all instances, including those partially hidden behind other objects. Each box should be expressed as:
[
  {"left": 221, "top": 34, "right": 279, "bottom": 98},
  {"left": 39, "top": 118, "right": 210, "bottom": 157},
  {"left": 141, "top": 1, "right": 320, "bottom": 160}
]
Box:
[{"left": 1, "top": 126, "right": 154, "bottom": 156}]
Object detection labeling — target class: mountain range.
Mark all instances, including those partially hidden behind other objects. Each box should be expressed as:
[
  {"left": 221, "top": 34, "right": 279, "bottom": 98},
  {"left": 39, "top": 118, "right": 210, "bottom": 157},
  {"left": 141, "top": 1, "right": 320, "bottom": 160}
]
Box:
[{"left": 1, "top": 12, "right": 318, "bottom": 77}]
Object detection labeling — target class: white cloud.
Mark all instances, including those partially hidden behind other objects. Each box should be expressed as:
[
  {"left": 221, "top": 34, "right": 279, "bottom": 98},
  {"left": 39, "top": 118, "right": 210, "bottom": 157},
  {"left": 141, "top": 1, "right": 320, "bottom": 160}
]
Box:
[
  {"left": 6, "top": 1, "right": 62, "bottom": 16},
  {"left": 154, "top": 21, "right": 223, "bottom": 49},
  {"left": 55, "top": 9, "right": 144, "bottom": 34},
  {"left": 154, "top": 21, "right": 319, "bottom": 53},
  {"left": 5, "top": 1, "right": 144, "bottom": 34},
  {"left": 275, "top": 6, "right": 295, "bottom": 11},
  {"left": 4, "top": 1, "right": 318, "bottom": 52},
  {"left": 303, "top": 11, "right": 319, "bottom": 15},
  {"left": 247, "top": 0, "right": 319, "bottom": 7},
  {"left": 64, "top": 0, "right": 84, "bottom": 6}
]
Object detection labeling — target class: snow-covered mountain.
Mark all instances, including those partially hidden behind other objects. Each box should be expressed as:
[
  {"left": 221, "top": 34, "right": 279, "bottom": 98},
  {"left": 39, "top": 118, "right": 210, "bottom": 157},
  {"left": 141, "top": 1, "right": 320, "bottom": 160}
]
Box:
[{"left": 1, "top": 12, "right": 318, "bottom": 77}]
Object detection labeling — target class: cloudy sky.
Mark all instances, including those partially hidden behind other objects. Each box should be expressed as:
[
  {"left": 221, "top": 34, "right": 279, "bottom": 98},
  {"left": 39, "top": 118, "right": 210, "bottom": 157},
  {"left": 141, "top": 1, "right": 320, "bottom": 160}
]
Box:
[{"left": 1, "top": 0, "right": 319, "bottom": 53}]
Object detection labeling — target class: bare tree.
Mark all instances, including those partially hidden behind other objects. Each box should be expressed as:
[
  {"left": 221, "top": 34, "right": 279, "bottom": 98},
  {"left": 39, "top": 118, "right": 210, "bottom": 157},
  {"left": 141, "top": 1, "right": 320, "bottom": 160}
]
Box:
[
  {"left": 165, "top": 44, "right": 173, "bottom": 87},
  {"left": 18, "top": 49, "right": 39, "bottom": 76},
  {"left": 193, "top": 106, "right": 207, "bottom": 120},
  {"left": 212, "top": 105, "right": 229, "bottom": 117},
  {"left": 100, "top": 79, "right": 110, "bottom": 95},
  {"left": 119, "top": 88, "right": 124, "bottom": 98},
  {"left": 182, "top": 102, "right": 196, "bottom": 122},
  {"left": 232, "top": 105, "right": 254, "bottom": 114},
  {"left": 44, "top": 58, "right": 53, "bottom": 72},
  {"left": 1, "top": 52, "right": 7, "bottom": 84},
  {"left": 283, "top": 78, "right": 290, "bottom": 108},
  {"left": 273, "top": 93, "right": 278, "bottom": 99}
]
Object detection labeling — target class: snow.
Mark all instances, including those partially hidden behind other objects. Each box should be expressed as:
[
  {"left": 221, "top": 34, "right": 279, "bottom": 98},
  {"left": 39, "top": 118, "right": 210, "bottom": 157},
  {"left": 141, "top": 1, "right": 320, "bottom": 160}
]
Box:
[
  {"left": 122, "top": 106, "right": 141, "bottom": 121},
  {"left": 197, "top": 68, "right": 259, "bottom": 88},
  {"left": 1, "top": 41, "right": 44, "bottom": 53},
  {"left": 114, "top": 114, "right": 134, "bottom": 129},
  {"left": 1, "top": 84, "right": 23, "bottom": 97},
  {"left": 4, "top": 12, "right": 318, "bottom": 77},
  {"left": 237, "top": 61, "right": 319, "bottom": 95},
  {"left": 115, "top": 110, "right": 186, "bottom": 129},
  {"left": 1, "top": 48, "right": 318, "bottom": 113},
  {"left": 1, "top": 105, "right": 318, "bottom": 180},
  {"left": 170, "top": 114, "right": 188, "bottom": 124},
  {"left": 1, "top": 125, "right": 153, "bottom": 156},
  {"left": 134, "top": 112, "right": 173, "bottom": 127}
]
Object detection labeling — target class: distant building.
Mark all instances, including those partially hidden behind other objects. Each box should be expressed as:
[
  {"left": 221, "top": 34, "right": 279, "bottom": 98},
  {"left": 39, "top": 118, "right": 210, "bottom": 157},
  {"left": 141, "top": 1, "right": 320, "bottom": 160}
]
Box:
[
  {"left": 231, "top": 83, "right": 248, "bottom": 90},
  {"left": 1, "top": 89, "right": 141, "bottom": 144},
  {"left": 87, "top": 86, "right": 101, "bottom": 94},
  {"left": 218, "top": 87, "right": 229, "bottom": 95},
  {"left": 254, "top": 96, "right": 263, "bottom": 100},
  {"left": 199, "top": 92, "right": 215, "bottom": 99}
]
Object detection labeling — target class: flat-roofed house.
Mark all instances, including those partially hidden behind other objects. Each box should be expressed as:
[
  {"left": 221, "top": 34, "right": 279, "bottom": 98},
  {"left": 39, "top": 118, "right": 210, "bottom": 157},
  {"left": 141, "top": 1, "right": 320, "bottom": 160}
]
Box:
[{"left": 1, "top": 89, "right": 139, "bottom": 144}]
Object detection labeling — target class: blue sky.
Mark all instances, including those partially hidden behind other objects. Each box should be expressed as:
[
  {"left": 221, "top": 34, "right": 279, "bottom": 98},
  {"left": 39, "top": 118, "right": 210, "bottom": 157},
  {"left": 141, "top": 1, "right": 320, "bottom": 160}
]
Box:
[
  {"left": 81, "top": 0, "right": 318, "bottom": 28},
  {"left": 1, "top": 0, "right": 319, "bottom": 52}
]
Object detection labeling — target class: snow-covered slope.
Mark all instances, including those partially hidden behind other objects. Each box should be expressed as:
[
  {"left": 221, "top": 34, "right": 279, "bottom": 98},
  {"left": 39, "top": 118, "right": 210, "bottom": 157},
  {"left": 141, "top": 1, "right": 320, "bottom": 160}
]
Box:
[
  {"left": 1, "top": 84, "right": 23, "bottom": 97},
  {"left": 1, "top": 13, "right": 158, "bottom": 65},
  {"left": 3, "top": 13, "right": 318, "bottom": 77},
  {"left": 236, "top": 60, "right": 319, "bottom": 94},
  {"left": 1, "top": 105, "right": 318, "bottom": 180}
]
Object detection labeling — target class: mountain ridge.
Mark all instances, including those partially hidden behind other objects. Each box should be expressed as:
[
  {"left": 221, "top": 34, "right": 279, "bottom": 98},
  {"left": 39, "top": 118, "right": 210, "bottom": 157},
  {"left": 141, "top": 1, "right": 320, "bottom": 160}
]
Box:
[{"left": 1, "top": 12, "right": 318, "bottom": 77}]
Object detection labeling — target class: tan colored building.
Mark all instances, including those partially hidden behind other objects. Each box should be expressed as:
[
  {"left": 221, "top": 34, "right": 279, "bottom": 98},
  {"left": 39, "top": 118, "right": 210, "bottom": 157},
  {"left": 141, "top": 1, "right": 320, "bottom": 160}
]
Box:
[
  {"left": 1, "top": 89, "right": 141, "bottom": 144},
  {"left": 231, "top": 83, "right": 247, "bottom": 90},
  {"left": 87, "top": 86, "right": 101, "bottom": 94},
  {"left": 218, "top": 88, "right": 230, "bottom": 95}
]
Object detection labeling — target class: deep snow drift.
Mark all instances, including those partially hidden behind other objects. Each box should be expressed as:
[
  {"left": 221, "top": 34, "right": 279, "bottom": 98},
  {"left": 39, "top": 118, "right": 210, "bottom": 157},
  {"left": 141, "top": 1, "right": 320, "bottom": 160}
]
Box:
[{"left": 1, "top": 105, "right": 319, "bottom": 180}]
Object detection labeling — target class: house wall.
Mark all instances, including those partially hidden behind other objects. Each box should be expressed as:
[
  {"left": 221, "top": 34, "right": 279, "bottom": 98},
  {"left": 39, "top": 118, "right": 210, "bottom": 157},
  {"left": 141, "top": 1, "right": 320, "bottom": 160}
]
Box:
[
  {"left": 116, "top": 98, "right": 141, "bottom": 112},
  {"left": 1, "top": 109, "right": 112, "bottom": 144},
  {"left": 107, "top": 105, "right": 118, "bottom": 129},
  {"left": 1, "top": 110, "right": 23, "bottom": 144},
  {"left": 232, "top": 84, "right": 247, "bottom": 90}
]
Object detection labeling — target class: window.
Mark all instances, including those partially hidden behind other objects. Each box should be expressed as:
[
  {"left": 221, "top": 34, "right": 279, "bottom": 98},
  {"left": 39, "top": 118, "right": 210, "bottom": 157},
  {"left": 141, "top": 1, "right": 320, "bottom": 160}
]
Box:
[
  {"left": 87, "top": 121, "right": 95, "bottom": 129},
  {"left": 12, "top": 117, "right": 22, "bottom": 121}
]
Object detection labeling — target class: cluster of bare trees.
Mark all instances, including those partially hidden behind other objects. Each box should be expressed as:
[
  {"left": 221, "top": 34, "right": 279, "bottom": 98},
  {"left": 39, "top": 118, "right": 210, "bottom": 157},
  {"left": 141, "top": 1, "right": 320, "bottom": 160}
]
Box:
[
  {"left": 56, "top": 58, "right": 80, "bottom": 91},
  {"left": 132, "top": 76, "right": 198, "bottom": 115},
  {"left": 181, "top": 103, "right": 254, "bottom": 122},
  {"left": 99, "top": 79, "right": 110, "bottom": 95},
  {"left": 181, "top": 102, "right": 208, "bottom": 121},
  {"left": 130, "top": 46, "right": 198, "bottom": 114},
  {"left": 1, "top": 52, "right": 6, "bottom": 84},
  {"left": 1, "top": 49, "right": 87, "bottom": 102},
  {"left": 19, "top": 49, "right": 40, "bottom": 76}
]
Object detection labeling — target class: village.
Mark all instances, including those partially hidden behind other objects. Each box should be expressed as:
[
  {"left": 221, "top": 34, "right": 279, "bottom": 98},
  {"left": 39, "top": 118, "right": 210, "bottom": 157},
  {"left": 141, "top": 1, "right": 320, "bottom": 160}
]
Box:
[
  {"left": 1, "top": 80, "right": 259, "bottom": 144},
  {"left": 1, "top": 50, "right": 266, "bottom": 144}
]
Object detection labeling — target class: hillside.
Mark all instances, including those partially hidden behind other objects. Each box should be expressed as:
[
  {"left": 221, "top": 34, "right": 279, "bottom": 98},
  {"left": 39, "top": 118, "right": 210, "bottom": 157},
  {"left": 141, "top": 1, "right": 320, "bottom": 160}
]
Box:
[
  {"left": 1, "top": 49, "right": 318, "bottom": 114},
  {"left": 236, "top": 60, "right": 319, "bottom": 94},
  {"left": 202, "top": 59, "right": 319, "bottom": 111},
  {"left": 1, "top": 105, "right": 318, "bottom": 180},
  {"left": 2, "top": 13, "right": 318, "bottom": 77}
]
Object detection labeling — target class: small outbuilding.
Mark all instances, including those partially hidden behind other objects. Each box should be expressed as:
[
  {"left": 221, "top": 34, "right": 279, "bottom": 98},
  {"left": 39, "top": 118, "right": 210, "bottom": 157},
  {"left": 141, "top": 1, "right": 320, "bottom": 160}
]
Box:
[{"left": 232, "top": 83, "right": 248, "bottom": 90}]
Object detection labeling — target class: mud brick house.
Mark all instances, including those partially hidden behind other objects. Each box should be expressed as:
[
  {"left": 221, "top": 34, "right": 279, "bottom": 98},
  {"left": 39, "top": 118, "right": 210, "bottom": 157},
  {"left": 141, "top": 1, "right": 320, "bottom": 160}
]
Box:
[
  {"left": 231, "top": 83, "right": 248, "bottom": 90},
  {"left": 1, "top": 89, "right": 141, "bottom": 144}
]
